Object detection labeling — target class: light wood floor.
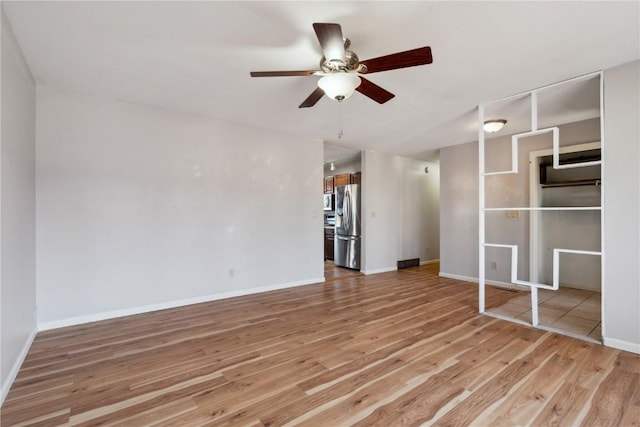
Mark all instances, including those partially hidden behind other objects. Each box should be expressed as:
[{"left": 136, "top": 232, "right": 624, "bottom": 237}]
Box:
[
  {"left": 323, "top": 261, "right": 363, "bottom": 280},
  {"left": 2, "top": 264, "right": 638, "bottom": 426}
]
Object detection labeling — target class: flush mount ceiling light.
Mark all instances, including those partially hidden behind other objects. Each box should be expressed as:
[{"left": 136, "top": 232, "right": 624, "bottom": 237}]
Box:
[
  {"left": 483, "top": 119, "right": 507, "bottom": 133},
  {"left": 317, "top": 72, "right": 362, "bottom": 101},
  {"left": 325, "top": 160, "right": 338, "bottom": 170}
]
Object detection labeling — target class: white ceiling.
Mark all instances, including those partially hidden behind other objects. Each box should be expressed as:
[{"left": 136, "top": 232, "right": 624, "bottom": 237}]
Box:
[{"left": 3, "top": 1, "right": 639, "bottom": 161}]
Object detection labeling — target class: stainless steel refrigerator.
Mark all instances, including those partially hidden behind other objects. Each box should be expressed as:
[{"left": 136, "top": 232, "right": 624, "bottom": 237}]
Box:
[{"left": 334, "top": 183, "right": 361, "bottom": 270}]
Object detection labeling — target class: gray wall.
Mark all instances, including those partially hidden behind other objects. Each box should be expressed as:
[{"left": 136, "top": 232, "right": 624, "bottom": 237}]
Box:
[
  {"left": 441, "top": 118, "right": 601, "bottom": 282},
  {"left": 603, "top": 59, "right": 639, "bottom": 350},
  {"left": 422, "top": 162, "right": 440, "bottom": 262},
  {"left": 486, "top": 119, "right": 601, "bottom": 285},
  {"left": 439, "top": 142, "right": 478, "bottom": 278},
  {"left": 1, "top": 9, "right": 37, "bottom": 403}
]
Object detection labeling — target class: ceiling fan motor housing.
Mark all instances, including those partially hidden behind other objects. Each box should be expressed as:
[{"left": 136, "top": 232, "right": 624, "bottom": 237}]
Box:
[{"left": 320, "top": 48, "right": 360, "bottom": 73}]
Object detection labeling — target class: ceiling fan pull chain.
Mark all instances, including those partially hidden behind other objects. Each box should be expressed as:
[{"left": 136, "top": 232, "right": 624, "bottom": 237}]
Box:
[{"left": 338, "top": 101, "right": 344, "bottom": 139}]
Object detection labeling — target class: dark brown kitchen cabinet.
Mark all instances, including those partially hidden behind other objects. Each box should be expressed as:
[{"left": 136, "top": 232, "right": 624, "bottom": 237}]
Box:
[
  {"left": 324, "top": 176, "right": 334, "bottom": 194},
  {"left": 324, "top": 228, "right": 335, "bottom": 261},
  {"left": 350, "top": 172, "right": 361, "bottom": 184},
  {"left": 334, "top": 173, "right": 350, "bottom": 187}
]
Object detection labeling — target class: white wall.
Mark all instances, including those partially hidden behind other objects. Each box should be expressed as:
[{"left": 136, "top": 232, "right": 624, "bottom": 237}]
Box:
[
  {"left": 361, "top": 150, "right": 439, "bottom": 274},
  {"left": 1, "top": 9, "right": 37, "bottom": 403},
  {"left": 36, "top": 86, "right": 324, "bottom": 326},
  {"left": 603, "top": 59, "right": 640, "bottom": 352}
]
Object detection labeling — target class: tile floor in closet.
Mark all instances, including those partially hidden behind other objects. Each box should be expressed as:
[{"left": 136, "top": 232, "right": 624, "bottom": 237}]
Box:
[{"left": 488, "top": 286, "right": 601, "bottom": 340}]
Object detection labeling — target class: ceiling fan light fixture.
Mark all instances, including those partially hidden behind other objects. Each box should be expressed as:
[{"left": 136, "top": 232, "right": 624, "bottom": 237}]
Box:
[
  {"left": 483, "top": 119, "right": 507, "bottom": 133},
  {"left": 318, "top": 73, "right": 361, "bottom": 101}
]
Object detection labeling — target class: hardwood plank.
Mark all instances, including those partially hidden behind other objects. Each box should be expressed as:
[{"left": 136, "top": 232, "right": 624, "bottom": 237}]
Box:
[
  {"left": 485, "top": 353, "right": 576, "bottom": 426},
  {"left": 568, "top": 342, "right": 619, "bottom": 389},
  {"left": 451, "top": 338, "right": 534, "bottom": 392},
  {"left": 6, "top": 409, "right": 70, "bottom": 427},
  {"left": 104, "top": 396, "right": 199, "bottom": 426},
  {"left": 290, "top": 358, "right": 439, "bottom": 426},
  {"left": 70, "top": 372, "right": 227, "bottom": 425},
  {"left": 618, "top": 397, "right": 640, "bottom": 427},
  {"left": 532, "top": 381, "right": 591, "bottom": 426},
  {"left": 352, "top": 362, "right": 469, "bottom": 426},
  {"left": 431, "top": 359, "right": 541, "bottom": 426},
  {"left": 191, "top": 356, "right": 328, "bottom": 423},
  {"left": 616, "top": 350, "right": 640, "bottom": 373},
  {"left": 259, "top": 356, "right": 409, "bottom": 426},
  {"left": 581, "top": 369, "right": 639, "bottom": 426},
  {"left": 70, "top": 352, "right": 254, "bottom": 416},
  {"left": 297, "top": 338, "right": 416, "bottom": 392},
  {"left": 204, "top": 386, "right": 307, "bottom": 426}
]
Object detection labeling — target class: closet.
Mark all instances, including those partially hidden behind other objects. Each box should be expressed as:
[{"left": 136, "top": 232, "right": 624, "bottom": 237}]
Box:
[{"left": 479, "top": 73, "right": 603, "bottom": 341}]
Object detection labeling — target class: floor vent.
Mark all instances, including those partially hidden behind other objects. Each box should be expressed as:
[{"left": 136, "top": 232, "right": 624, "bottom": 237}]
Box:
[{"left": 397, "top": 258, "right": 420, "bottom": 269}]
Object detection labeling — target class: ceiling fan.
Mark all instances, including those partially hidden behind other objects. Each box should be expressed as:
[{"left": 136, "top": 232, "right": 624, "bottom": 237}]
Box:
[{"left": 250, "top": 23, "right": 433, "bottom": 108}]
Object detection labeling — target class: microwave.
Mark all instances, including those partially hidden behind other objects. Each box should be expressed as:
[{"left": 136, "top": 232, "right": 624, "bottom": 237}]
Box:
[{"left": 323, "top": 193, "right": 334, "bottom": 211}]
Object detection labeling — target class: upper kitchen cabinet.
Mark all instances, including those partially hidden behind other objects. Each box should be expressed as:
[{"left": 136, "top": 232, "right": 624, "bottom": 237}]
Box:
[
  {"left": 324, "top": 172, "right": 361, "bottom": 194},
  {"left": 334, "top": 173, "right": 350, "bottom": 187},
  {"left": 324, "top": 176, "right": 334, "bottom": 194}
]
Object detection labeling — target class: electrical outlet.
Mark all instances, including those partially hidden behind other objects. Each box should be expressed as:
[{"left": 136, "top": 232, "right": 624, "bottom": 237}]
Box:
[
  {"left": 228, "top": 268, "right": 235, "bottom": 278},
  {"left": 490, "top": 261, "right": 498, "bottom": 270}
]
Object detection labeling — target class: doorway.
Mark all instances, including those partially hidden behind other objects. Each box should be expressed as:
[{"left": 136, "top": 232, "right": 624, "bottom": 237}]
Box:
[{"left": 525, "top": 142, "right": 602, "bottom": 339}]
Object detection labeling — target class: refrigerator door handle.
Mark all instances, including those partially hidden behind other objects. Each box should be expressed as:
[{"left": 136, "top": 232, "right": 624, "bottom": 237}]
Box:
[
  {"left": 344, "top": 189, "right": 351, "bottom": 231},
  {"left": 336, "top": 235, "right": 358, "bottom": 241}
]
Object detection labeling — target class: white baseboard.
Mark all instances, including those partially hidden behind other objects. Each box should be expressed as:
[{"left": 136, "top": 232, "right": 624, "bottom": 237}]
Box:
[
  {"left": 362, "top": 260, "right": 439, "bottom": 275},
  {"left": 438, "top": 271, "right": 479, "bottom": 282},
  {"left": 362, "top": 266, "right": 398, "bottom": 275},
  {"left": 360, "top": 258, "right": 440, "bottom": 275},
  {"left": 603, "top": 337, "right": 640, "bottom": 354},
  {"left": 1, "top": 327, "right": 37, "bottom": 406},
  {"left": 38, "top": 277, "right": 325, "bottom": 331},
  {"left": 438, "top": 272, "right": 529, "bottom": 291}
]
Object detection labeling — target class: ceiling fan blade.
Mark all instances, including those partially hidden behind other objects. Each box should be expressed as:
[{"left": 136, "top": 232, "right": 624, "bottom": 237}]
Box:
[
  {"left": 359, "top": 46, "right": 433, "bottom": 74},
  {"left": 356, "top": 77, "right": 395, "bottom": 104},
  {"left": 313, "top": 23, "right": 345, "bottom": 63},
  {"left": 299, "top": 87, "right": 325, "bottom": 108},
  {"left": 250, "top": 70, "right": 320, "bottom": 77}
]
